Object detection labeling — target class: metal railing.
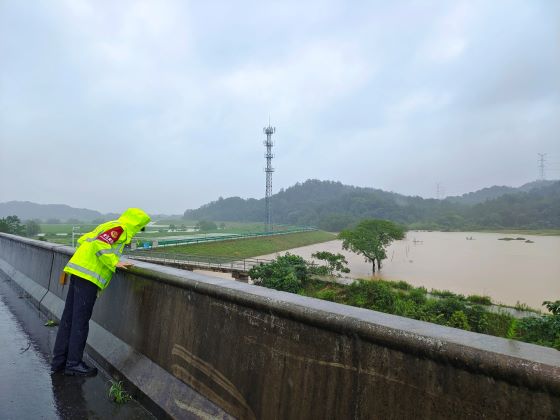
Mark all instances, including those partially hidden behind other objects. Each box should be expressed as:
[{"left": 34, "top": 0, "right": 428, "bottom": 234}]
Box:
[
  {"left": 134, "top": 227, "right": 317, "bottom": 249},
  {"left": 125, "top": 250, "right": 273, "bottom": 272}
]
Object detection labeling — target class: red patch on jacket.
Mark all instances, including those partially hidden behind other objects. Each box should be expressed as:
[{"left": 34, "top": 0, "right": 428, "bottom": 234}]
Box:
[{"left": 97, "top": 226, "right": 123, "bottom": 245}]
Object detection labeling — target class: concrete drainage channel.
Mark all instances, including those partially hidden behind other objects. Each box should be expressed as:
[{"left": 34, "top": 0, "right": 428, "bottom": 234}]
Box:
[
  {"left": 1, "top": 233, "right": 560, "bottom": 419},
  {"left": 0, "top": 271, "right": 154, "bottom": 419}
]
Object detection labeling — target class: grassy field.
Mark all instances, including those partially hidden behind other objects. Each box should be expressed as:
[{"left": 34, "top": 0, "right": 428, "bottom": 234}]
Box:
[
  {"left": 39, "top": 223, "right": 97, "bottom": 234},
  {"left": 139, "top": 222, "right": 289, "bottom": 237},
  {"left": 147, "top": 231, "right": 336, "bottom": 259},
  {"left": 37, "top": 221, "right": 305, "bottom": 245}
]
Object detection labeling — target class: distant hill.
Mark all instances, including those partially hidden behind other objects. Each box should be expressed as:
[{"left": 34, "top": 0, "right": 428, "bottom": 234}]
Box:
[
  {"left": 0, "top": 201, "right": 178, "bottom": 223},
  {"left": 184, "top": 179, "right": 560, "bottom": 230},
  {"left": 445, "top": 180, "right": 556, "bottom": 205},
  {"left": 4, "top": 179, "right": 559, "bottom": 229},
  {"left": 0, "top": 201, "right": 104, "bottom": 222}
]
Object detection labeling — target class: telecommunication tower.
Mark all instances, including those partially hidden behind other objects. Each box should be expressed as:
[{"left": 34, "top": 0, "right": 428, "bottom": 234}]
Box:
[{"left": 263, "top": 122, "right": 276, "bottom": 232}]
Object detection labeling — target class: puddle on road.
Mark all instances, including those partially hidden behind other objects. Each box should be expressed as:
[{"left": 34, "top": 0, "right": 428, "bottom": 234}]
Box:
[{"left": 0, "top": 276, "right": 154, "bottom": 419}]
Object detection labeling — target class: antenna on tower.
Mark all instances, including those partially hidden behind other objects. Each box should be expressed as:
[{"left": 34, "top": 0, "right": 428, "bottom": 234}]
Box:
[
  {"left": 538, "top": 153, "right": 547, "bottom": 180},
  {"left": 263, "top": 121, "right": 276, "bottom": 232}
]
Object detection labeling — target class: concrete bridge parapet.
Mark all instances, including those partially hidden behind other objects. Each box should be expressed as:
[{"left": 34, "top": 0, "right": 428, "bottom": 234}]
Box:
[{"left": 0, "top": 233, "right": 559, "bottom": 419}]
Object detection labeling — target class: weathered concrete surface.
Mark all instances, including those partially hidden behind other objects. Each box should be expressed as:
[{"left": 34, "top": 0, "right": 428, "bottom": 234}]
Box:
[
  {"left": 0, "top": 272, "right": 154, "bottom": 419},
  {"left": 1, "top": 233, "right": 559, "bottom": 419}
]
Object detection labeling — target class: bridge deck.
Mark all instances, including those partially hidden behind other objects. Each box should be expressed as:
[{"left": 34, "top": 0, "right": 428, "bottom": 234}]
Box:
[{"left": 0, "top": 273, "right": 154, "bottom": 419}]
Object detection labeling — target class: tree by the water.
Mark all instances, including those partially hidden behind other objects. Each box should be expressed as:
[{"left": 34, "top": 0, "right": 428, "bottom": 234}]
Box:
[{"left": 339, "top": 219, "right": 405, "bottom": 273}]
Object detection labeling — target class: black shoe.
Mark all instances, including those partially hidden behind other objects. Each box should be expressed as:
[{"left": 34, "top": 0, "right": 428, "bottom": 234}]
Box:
[
  {"left": 64, "top": 361, "right": 98, "bottom": 377},
  {"left": 51, "top": 364, "right": 65, "bottom": 375}
]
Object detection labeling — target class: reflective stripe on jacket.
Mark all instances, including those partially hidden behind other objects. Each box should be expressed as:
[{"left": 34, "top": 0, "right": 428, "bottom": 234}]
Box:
[{"left": 63, "top": 208, "right": 150, "bottom": 290}]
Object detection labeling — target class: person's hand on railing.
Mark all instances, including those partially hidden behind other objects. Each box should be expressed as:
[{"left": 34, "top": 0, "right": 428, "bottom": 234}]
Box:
[{"left": 116, "top": 261, "right": 134, "bottom": 269}]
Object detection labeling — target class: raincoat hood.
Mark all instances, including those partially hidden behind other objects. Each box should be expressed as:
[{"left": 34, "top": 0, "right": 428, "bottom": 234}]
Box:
[{"left": 117, "top": 208, "right": 151, "bottom": 239}]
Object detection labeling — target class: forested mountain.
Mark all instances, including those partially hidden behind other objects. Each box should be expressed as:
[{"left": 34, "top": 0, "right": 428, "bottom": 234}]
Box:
[
  {"left": 445, "top": 180, "right": 556, "bottom": 205},
  {"left": 3, "top": 180, "right": 558, "bottom": 230},
  {"left": 184, "top": 179, "right": 560, "bottom": 231}
]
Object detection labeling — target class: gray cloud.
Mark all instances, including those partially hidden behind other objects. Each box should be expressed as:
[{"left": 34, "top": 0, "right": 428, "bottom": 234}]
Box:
[{"left": 1, "top": 0, "right": 558, "bottom": 214}]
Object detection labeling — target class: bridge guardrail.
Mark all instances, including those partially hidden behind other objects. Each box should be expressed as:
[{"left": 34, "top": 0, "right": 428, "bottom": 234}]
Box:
[{"left": 126, "top": 250, "right": 272, "bottom": 272}]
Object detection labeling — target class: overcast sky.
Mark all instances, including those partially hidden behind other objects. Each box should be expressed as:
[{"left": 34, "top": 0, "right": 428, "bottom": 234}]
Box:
[{"left": 1, "top": 1, "right": 559, "bottom": 214}]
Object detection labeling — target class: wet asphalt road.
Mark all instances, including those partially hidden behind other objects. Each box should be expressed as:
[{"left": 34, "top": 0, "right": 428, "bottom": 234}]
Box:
[{"left": 0, "top": 274, "right": 155, "bottom": 420}]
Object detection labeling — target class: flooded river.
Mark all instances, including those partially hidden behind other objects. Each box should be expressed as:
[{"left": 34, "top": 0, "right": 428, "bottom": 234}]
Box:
[{"left": 256, "top": 232, "right": 560, "bottom": 309}]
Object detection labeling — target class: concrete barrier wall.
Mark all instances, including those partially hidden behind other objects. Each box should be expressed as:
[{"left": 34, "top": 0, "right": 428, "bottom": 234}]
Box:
[{"left": 1, "top": 233, "right": 559, "bottom": 419}]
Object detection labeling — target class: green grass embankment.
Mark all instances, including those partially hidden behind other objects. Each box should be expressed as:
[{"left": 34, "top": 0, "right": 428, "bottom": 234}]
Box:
[{"left": 152, "top": 231, "right": 336, "bottom": 260}]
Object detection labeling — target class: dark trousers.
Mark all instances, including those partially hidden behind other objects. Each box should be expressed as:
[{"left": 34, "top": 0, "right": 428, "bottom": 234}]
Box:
[{"left": 52, "top": 275, "right": 98, "bottom": 369}]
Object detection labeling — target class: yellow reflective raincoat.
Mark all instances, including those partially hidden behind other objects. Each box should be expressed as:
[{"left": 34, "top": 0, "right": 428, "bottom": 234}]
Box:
[{"left": 63, "top": 208, "right": 150, "bottom": 290}]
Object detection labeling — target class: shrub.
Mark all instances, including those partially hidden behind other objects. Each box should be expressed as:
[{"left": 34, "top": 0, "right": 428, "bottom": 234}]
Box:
[
  {"left": 484, "top": 311, "right": 515, "bottom": 337},
  {"left": 406, "top": 288, "right": 428, "bottom": 306},
  {"left": 515, "top": 315, "right": 560, "bottom": 350},
  {"left": 544, "top": 300, "right": 560, "bottom": 316},
  {"left": 315, "top": 287, "right": 338, "bottom": 302},
  {"left": 431, "top": 289, "right": 465, "bottom": 300},
  {"left": 394, "top": 299, "right": 419, "bottom": 318},
  {"left": 248, "top": 253, "right": 309, "bottom": 293},
  {"left": 448, "top": 311, "right": 471, "bottom": 330},
  {"left": 311, "top": 251, "right": 350, "bottom": 276},
  {"left": 426, "top": 297, "right": 467, "bottom": 319},
  {"left": 393, "top": 280, "right": 413, "bottom": 291},
  {"left": 515, "top": 302, "right": 560, "bottom": 349},
  {"left": 467, "top": 295, "right": 492, "bottom": 305},
  {"left": 347, "top": 281, "right": 397, "bottom": 313}
]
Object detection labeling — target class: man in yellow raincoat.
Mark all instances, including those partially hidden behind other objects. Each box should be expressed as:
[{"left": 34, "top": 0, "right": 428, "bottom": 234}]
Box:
[{"left": 51, "top": 208, "right": 150, "bottom": 376}]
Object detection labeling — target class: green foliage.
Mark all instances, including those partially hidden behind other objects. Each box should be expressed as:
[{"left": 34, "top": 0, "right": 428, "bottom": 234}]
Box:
[
  {"left": 514, "top": 301, "right": 560, "bottom": 349},
  {"left": 431, "top": 289, "right": 464, "bottom": 299},
  {"left": 311, "top": 251, "right": 350, "bottom": 276},
  {"left": 251, "top": 252, "right": 558, "bottom": 350},
  {"left": 0, "top": 215, "right": 25, "bottom": 235},
  {"left": 346, "top": 280, "right": 397, "bottom": 313},
  {"left": 249, "top": 253, "right": 309, "bottom": 293},
  {"left": 393, "top": 280, "right": 413, "bottom": 291},
  {"left": 515, "top": 313, "right": 560, "bottom": 350},
  {"left": 315, "top": 287, "right": 339, "bottom": 302},
  {"left": 484, "top": 312, "right": 514, "bottom": 337},
  {"left": 407, "top": 288, "right": 427, "bottom": 305},
  {"left": 108, "top": 380, "right": 133, "bottom": 404},
  {"left": 196, "top": 220, "right": 218, "bottom": 231},
  {"left": 514, "top": 301, "right": 534, "bottom": 312},
  {"left": 183, "top": 179, "right": 560, "bottom": 230},
  {"left": 25, "top": 220, "right": 41, "bottom": 236},
  {"left": 448, "top": 311, "right": 471, "bottom": 330},
  {"left": 339, "top": 219, "right": 405, "bottom": 273},
  {"left": 467, "top": 295, "right": 493, "bottom": 305},
  {"left": 543, "top": 300, "right": 560, "bottom": 316}
]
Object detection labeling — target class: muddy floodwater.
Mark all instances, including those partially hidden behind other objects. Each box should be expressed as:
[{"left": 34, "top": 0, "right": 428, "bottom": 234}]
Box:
[{"left": 256, "top": 231, "right": 560, "bottom": 309}]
